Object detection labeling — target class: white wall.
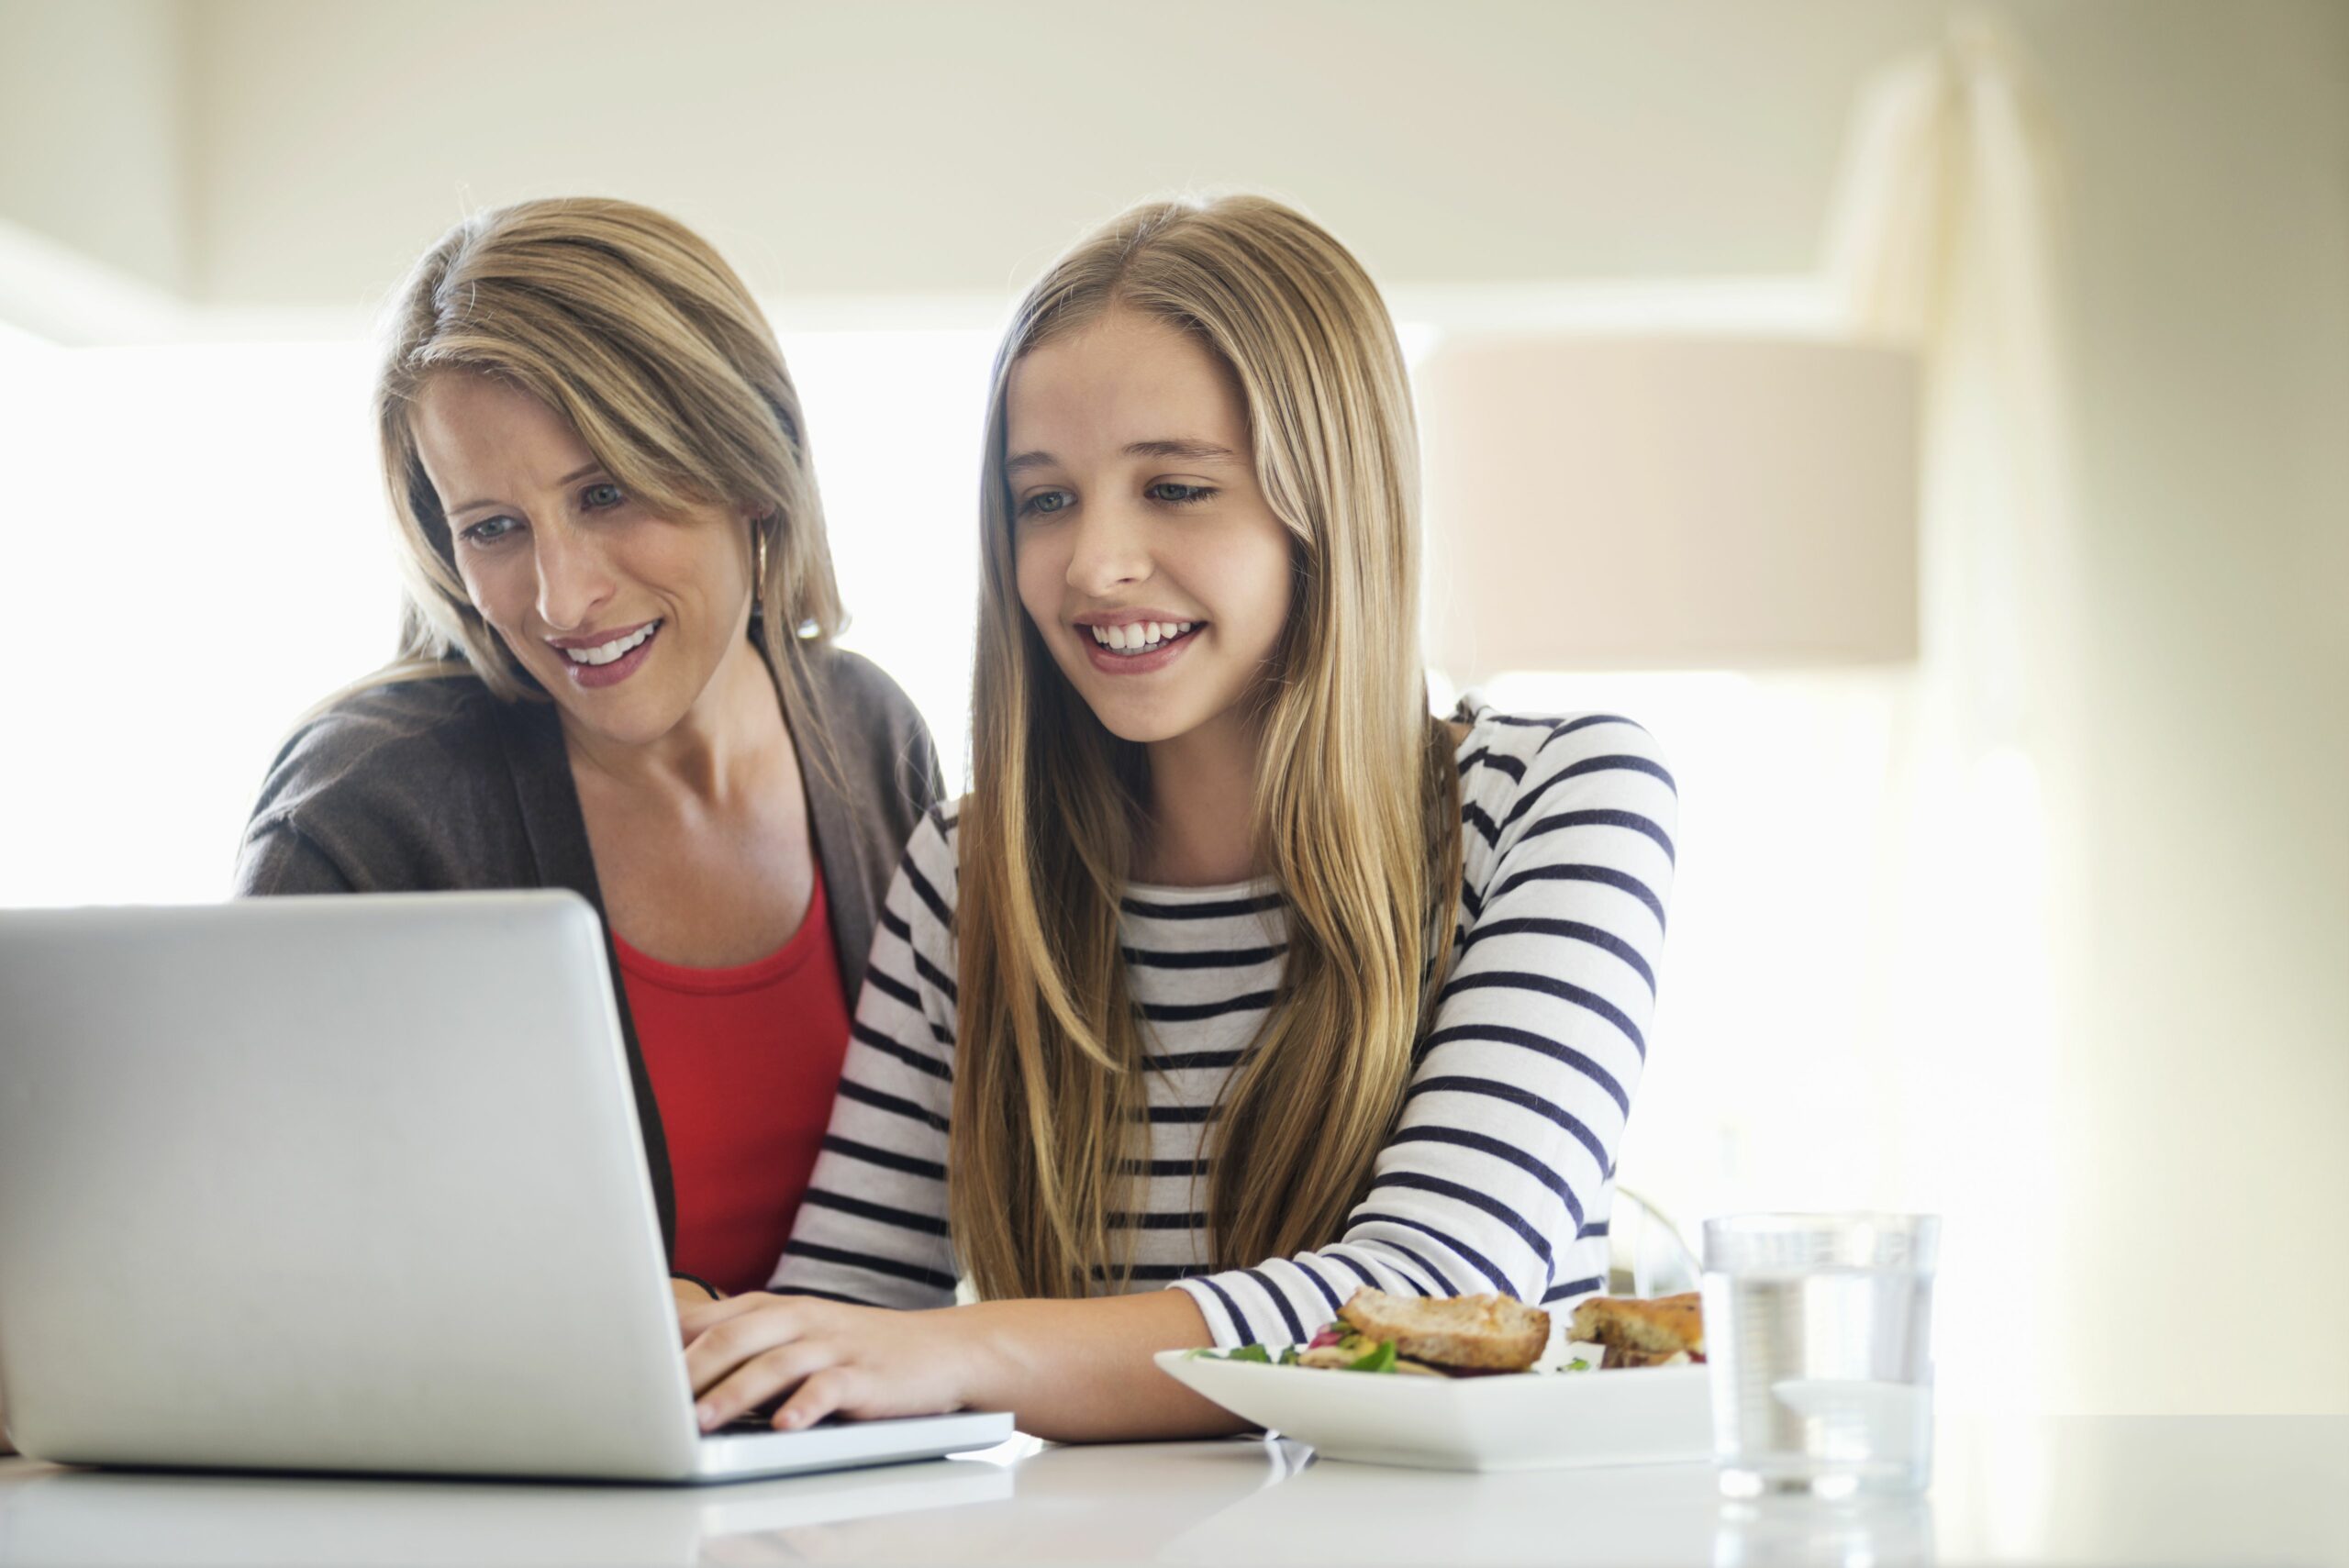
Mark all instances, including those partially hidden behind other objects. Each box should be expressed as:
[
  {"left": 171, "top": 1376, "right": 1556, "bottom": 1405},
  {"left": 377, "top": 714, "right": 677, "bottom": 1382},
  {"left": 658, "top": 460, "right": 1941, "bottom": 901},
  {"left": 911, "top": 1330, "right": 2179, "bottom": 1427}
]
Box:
[
  {"left": 0, "top": 0, "right": 189, "bottom": 294},
  {"left": 2017, "top": 0, "right": 2349, "bottom": 1415},
  {"left": 173, "top": 0, "right": 1938, "bottom": 305}
]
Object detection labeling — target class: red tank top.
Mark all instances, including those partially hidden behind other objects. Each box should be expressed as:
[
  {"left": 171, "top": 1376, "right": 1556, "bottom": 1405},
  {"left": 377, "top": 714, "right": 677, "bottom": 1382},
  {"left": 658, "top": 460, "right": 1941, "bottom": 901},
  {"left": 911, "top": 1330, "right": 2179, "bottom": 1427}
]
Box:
[{"left": 613, "top": 868, "right": 852, "bottom": 1296}]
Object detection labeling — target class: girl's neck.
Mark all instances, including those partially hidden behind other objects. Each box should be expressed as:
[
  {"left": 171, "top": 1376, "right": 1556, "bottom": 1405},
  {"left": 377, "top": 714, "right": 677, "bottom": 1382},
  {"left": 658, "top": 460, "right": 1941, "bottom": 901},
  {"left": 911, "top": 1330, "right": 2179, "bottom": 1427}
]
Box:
[{"left": 1135, "top": 706, "right": 1263, "bottom": 887}]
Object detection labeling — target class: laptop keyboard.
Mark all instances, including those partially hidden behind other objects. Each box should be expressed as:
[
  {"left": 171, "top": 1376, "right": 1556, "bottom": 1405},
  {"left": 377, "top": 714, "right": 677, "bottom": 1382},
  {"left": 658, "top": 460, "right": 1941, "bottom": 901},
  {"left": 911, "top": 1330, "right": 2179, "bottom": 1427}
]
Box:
[{"left": 713, "top": 1408, "right": 841, "bottom": 1434}]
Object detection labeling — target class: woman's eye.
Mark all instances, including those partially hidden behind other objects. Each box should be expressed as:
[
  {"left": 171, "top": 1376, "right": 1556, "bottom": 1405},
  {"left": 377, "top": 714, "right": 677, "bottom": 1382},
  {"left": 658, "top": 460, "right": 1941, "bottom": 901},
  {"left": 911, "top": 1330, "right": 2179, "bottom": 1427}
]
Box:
[
  {"left": 1148, "top": 482, "right": 1217, "bottom": 506},
  {"left": 1019, "top": 489, "right": 1074, "bottom": 517},
  {"left": 582, "top": 482, "right": 626, "bottom": 510},
  {"left": 460, "top": 516, "right": 519, "bottom": 546}
]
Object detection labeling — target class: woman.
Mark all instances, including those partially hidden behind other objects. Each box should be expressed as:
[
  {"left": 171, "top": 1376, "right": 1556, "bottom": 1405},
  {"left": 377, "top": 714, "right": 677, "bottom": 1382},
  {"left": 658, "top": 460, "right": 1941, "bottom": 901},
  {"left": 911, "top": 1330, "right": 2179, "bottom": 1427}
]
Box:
[
  {"left": 676, "top": 195, "right": 1678, "bottom": 1440},
  {"left": 235, "top": 198, "right": 941, "bottom": 1303}
]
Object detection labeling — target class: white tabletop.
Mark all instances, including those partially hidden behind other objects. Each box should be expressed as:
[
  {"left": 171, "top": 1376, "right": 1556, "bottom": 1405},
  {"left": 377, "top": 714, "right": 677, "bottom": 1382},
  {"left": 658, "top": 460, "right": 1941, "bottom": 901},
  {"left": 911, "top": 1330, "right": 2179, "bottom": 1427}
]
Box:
[{"left": 3, "top": 1416, "right": 2344, "bottom": 1566}]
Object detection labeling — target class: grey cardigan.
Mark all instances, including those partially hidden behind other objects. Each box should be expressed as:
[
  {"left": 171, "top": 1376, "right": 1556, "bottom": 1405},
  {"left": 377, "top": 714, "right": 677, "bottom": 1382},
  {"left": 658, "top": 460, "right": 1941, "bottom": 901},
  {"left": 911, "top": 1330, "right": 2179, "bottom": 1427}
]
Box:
[{"left": 233, "top": 643, "right": 943, "bottom": 1258}]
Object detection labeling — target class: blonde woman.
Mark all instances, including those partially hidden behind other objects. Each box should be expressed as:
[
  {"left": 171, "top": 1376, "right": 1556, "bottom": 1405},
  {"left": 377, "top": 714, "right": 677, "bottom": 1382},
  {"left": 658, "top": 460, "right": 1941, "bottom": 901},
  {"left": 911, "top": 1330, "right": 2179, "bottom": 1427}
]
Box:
[
  {"left": 679, "top": 195, "right": 1677, "bottom": 1440},
  {"left": 234, "top": 199, "right": 941, "bottom": 1305}
]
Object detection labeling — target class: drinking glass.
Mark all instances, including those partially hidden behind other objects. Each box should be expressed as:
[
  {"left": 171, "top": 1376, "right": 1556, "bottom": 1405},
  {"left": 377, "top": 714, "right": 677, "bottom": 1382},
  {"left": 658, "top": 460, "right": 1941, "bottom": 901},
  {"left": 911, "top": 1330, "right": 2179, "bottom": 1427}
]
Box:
[{"left": 1701, "top": 1212, "right": 1940, "bottom": 1499}]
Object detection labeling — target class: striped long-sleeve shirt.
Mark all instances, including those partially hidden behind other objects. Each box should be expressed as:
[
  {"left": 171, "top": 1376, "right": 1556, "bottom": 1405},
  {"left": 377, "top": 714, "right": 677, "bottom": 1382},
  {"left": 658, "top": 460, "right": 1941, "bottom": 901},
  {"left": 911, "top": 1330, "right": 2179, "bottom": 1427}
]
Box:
[{"left": 770, "top": 706, "right": 1676, "bottom": 1347}]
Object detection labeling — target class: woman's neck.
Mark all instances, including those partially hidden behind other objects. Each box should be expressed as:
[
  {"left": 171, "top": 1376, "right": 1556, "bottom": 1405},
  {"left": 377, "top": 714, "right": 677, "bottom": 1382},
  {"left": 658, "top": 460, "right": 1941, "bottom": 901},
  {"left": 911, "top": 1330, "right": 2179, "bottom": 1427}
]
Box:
[
  {"left": 562, "top": 634, "right": 785, "bottom": 807},
  {"left": 1136, "top": 707, "right": 1262, "bottom": 887}
]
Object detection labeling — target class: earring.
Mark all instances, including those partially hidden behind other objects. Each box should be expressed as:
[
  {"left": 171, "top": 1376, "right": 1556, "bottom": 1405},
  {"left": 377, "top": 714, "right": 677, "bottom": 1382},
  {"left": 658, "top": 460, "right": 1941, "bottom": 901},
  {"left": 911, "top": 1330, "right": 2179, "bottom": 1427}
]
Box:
[{"left": 753, "top": 524, "right": 770, "bottom": 612}]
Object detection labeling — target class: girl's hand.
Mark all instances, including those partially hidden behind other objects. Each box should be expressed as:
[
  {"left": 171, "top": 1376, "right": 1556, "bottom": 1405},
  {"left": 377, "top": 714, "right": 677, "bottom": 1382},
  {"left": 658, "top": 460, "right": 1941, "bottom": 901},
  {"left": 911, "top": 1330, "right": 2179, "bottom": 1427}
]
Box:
[{"left": 679, "top": 1293, "right": 988, "bottom": 1432}]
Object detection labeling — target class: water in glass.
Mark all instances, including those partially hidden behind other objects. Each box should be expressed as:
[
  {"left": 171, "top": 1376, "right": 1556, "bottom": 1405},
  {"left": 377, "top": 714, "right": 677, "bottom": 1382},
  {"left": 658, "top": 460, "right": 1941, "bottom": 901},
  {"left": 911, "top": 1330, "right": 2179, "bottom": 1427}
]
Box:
[{"left": 1702, "top": 1214, "right": 1938, "bottom": 1498}]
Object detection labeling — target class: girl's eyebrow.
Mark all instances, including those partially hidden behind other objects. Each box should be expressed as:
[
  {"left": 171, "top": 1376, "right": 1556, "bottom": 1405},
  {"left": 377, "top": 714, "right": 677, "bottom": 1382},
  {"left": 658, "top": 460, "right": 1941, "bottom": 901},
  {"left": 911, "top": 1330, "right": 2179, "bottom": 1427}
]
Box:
[
  {"left": 1004, "top": 439, "right": 1236, "bottom": 475},
  {"left": 1123, "top": 439, "right": 1238, "bottom": 463}
]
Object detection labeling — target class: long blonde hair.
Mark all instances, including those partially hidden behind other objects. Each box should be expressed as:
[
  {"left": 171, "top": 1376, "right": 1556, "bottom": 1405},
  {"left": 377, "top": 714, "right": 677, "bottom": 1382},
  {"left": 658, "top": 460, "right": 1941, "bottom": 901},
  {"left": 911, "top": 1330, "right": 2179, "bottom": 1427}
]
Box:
[
  {"left": 952, "top": 195, "right": 1464, "bottom": 1300},
  {"left": 362, "top": 197, "right": 843, "bottom": 745}
]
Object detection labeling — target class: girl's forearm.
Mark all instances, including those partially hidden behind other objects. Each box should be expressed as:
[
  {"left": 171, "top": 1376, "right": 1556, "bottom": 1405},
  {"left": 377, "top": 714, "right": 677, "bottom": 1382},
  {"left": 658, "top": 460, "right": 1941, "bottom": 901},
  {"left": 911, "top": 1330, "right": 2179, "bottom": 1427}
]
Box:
[{"left": 958, "top": 1290, "right": 1253, "bottom": 1443}]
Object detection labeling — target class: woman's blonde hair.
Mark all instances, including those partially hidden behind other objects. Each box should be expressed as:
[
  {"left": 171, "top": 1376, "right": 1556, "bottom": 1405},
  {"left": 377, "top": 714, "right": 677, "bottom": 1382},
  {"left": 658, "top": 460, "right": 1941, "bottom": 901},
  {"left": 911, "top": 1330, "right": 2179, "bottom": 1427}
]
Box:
[
  {"left": 952, "top": 195, "right": 1464, "bottom": 1301},
  {"left": 364, "top": 196, "right": 843, "bottom": 740}
]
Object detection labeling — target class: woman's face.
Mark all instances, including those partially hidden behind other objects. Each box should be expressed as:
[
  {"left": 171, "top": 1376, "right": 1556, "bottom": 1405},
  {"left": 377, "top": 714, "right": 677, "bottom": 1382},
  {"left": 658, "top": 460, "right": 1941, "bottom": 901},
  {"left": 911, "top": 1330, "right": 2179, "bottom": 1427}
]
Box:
[
  {"left": 1007, "top": 310, "right": 1294, "bottom": 750},
  {"left": 412, "top": 373, "right": 756, "bottom": 749}
]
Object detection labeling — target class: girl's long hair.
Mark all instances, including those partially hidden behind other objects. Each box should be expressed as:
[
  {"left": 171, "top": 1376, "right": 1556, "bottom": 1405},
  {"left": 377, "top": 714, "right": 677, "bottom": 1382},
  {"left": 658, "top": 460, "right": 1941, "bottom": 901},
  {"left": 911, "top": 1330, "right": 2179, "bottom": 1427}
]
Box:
[
  {"left": 355, "top": 196, "right": 844, "bottom": 756},
  {"left": 952, "top": 195, "right": 1464, "bottom": 1300}
]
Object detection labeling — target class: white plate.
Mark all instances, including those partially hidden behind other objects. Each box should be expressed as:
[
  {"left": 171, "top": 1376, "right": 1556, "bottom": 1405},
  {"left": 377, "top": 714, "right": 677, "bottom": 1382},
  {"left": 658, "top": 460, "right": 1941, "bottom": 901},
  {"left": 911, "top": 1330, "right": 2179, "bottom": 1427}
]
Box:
[{"left": 1152, "top": 1349, "right": 1712, "bottom": 1472}]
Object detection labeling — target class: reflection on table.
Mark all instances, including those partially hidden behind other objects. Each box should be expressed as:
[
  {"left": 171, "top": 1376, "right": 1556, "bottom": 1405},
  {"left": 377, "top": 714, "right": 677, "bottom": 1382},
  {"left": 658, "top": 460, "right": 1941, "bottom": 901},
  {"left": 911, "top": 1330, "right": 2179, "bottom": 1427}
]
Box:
[{"left": 2, "top": 1418, "right": 2345, "bottom": 1566}]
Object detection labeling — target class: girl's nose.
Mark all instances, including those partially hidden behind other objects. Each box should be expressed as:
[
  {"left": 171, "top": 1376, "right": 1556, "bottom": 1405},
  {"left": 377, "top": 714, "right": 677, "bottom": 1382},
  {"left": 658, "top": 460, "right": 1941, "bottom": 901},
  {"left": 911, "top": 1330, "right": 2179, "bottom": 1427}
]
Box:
[{"left": 1063, "top": 502, "right": 1153, "bottom": 596}]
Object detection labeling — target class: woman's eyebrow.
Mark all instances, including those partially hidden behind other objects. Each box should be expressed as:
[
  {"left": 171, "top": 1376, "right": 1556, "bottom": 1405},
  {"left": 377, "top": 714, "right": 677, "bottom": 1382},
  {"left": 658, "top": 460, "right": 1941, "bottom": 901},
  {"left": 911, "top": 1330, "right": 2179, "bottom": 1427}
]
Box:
[{"left": 448, "top": 460, "right": 606, "bottom": 517}]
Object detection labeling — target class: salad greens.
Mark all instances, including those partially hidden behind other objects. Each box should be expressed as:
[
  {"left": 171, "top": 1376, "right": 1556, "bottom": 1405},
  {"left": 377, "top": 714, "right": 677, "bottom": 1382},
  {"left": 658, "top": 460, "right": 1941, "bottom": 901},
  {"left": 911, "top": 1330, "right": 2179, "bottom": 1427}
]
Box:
[
  {"left": 1192, "top": 1320, "right": 1401, "bottom": 1373},
  {"left": 1204, "top": 1342, "right": 1305, "bottom": 1367},
  {"left": 1189, "top": 1320, "right": 1604, "bottom": 1375}
]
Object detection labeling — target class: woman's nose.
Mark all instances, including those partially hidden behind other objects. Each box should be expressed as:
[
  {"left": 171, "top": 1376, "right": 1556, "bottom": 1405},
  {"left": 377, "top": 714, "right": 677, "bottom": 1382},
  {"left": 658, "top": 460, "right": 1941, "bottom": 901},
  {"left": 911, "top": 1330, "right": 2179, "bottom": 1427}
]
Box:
[
  {"left": 1063, "top": 502, "right": 1152, "bottom": 595},
  {"left": 533, "top": 524, "right": 615, "bottom": 631}
]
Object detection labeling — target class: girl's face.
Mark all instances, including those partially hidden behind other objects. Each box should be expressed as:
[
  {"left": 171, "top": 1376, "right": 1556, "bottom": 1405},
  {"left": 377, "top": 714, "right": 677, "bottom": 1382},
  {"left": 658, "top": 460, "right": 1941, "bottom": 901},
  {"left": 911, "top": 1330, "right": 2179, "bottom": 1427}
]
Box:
[
  {"left": 1007, "top": 310, "right": 1294, "bottom": 749},
  {"left": 413, "top": 373, "right": 758, "bottom": 749}
]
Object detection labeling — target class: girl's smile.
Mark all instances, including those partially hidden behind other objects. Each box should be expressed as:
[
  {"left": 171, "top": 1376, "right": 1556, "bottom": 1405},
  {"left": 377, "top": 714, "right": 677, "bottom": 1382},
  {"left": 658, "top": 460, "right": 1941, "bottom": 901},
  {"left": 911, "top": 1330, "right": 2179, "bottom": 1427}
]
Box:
[{"left": 1074, "top": 611, "right": 1206, "bottom": 673}]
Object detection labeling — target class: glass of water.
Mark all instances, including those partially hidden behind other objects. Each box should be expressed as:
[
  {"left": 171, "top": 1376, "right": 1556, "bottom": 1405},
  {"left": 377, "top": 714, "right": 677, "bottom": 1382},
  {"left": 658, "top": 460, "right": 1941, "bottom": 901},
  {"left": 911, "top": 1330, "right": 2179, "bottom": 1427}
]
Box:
[{"left": 1701, "top": 1212, "right": 1940, "bottom": 1499}]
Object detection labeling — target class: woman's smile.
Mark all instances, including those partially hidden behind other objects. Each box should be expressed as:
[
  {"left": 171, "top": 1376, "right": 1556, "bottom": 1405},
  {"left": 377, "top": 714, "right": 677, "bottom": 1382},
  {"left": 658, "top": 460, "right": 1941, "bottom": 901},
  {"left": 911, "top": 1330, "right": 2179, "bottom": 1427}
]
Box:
[{"left": 549, "top": 618, "right": 663, "bottom": 688}]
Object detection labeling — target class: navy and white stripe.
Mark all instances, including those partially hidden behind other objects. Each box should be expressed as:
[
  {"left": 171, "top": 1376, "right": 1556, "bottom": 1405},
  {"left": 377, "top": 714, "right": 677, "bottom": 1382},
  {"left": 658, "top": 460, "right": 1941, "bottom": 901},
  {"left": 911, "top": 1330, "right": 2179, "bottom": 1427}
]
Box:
[{"left": 773, "top": 707, "right": 1675, "bottom": 1346}]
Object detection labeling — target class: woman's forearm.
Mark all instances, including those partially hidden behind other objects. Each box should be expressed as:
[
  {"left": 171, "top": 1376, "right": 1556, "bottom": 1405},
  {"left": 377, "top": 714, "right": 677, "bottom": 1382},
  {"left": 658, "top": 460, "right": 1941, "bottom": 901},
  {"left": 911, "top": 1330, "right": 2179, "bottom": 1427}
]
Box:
[{"left": 959, "top": 1290, "right": 1252, "bottom": 1443}]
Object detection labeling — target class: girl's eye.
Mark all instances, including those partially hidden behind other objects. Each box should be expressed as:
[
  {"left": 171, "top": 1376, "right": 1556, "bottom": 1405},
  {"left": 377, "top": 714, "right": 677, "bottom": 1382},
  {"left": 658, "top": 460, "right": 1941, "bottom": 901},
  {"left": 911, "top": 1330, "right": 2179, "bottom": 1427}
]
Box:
[
  {"left": 1019, "top": 489, "right": 1074, "bottom": 518},
  {"left": 582, "top": 482, "right": 626, "bottom": 510},
  {"left": 460, "top": 515, "right": 520, "bottom": 546},
  {"left": 1148, "top": 482, "right": 1217, "bottom": 506}
]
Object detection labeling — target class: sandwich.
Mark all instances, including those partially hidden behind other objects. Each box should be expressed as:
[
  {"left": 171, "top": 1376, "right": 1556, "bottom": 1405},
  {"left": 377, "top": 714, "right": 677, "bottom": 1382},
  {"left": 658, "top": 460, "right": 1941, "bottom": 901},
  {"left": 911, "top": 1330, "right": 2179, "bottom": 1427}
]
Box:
[
  {"left": 1566, "top": 1292, "right": 1707, "bottom": 1367},
  {"left": 1293, "top": 1288, "right": 1550, "bottom": 1376}
]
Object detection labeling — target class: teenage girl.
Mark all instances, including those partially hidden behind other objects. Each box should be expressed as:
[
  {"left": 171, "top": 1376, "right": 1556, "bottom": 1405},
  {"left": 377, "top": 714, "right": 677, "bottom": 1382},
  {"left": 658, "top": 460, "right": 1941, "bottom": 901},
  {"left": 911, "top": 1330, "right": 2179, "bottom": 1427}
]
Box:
[{"left": 675, "top": 195, "right": 1677, "bottom": 1441}]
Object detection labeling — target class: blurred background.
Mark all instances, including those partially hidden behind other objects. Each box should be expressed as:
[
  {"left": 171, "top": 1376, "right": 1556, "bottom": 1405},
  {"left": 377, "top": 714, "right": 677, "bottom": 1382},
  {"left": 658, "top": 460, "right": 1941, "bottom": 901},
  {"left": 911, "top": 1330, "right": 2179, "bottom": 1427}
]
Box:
[{"left": 2, "top": 0, "right": 2343, "bottom": 1440}]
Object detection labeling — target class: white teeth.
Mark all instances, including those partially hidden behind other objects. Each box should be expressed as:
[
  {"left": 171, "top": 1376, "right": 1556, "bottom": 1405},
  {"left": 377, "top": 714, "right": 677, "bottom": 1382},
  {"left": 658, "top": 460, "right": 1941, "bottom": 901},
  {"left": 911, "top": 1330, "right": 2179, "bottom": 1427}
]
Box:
[
  {"left": 562, "top": 622, "right": 658, "bottom": 665},
  {"left": 1087, "top": 620, "right": 1201, "bottom": 654}
]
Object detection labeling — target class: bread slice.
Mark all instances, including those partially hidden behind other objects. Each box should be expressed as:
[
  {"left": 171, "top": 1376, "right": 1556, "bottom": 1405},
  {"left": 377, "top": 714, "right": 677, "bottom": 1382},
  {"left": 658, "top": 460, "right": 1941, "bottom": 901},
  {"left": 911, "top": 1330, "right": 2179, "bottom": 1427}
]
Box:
[
  {"left": 1567, "top": 1292, "right": 1706, "bottom": 1360},
  {"left": 1335, "top": 1288, "right": 1550, "bottom": 1373}
]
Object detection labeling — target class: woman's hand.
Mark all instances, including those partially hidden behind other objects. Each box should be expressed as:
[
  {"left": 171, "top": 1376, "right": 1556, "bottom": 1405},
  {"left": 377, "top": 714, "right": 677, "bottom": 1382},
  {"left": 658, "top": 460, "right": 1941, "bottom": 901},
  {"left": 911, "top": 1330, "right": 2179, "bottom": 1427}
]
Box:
[{"left": 679, "top": 1293, "right": 990, "bottom": 1432}]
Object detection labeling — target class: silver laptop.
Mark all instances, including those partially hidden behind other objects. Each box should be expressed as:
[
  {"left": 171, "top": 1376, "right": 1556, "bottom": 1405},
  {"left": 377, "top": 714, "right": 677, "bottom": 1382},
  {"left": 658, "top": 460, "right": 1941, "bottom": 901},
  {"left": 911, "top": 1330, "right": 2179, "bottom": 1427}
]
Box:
[{"left": 0, "top": 893, "right": 1011, "bottom": 1483}]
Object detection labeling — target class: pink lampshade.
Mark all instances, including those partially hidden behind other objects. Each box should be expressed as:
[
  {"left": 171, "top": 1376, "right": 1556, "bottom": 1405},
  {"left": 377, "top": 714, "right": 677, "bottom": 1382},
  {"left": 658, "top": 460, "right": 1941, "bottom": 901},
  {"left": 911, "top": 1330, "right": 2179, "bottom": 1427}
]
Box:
[{"left": 1417, "top": 334, "right": 1920, "bottom": 675}]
